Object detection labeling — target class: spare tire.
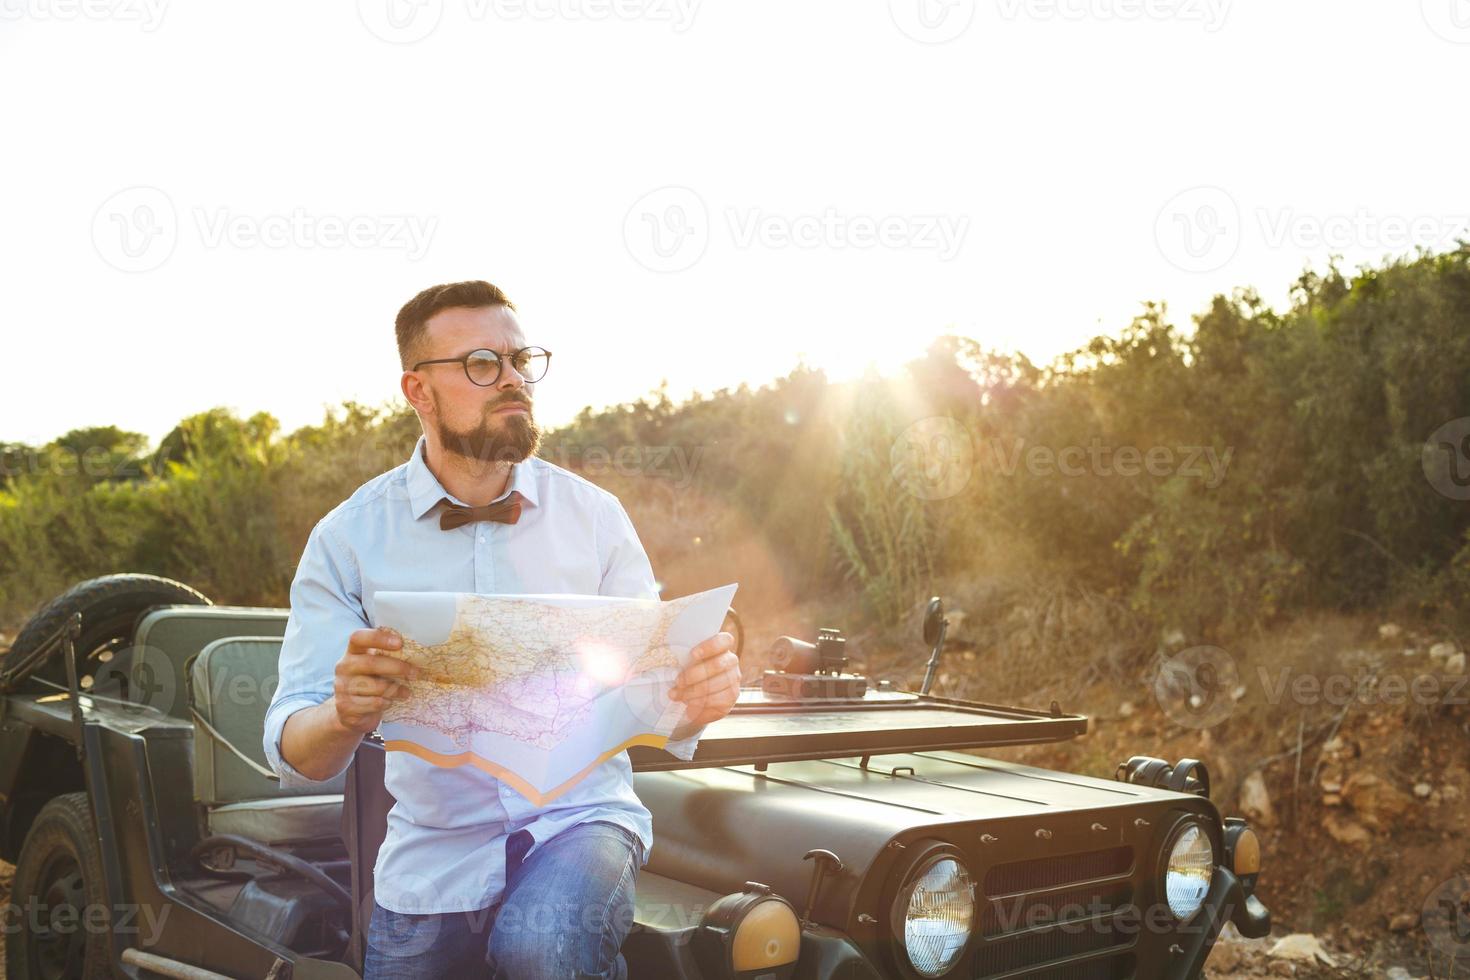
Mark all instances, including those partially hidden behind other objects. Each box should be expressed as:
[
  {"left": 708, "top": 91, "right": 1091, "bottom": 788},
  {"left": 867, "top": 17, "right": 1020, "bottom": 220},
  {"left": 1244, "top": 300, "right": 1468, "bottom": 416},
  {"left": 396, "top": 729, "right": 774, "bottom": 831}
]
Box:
[{"left": 4, "top": 574, "right": 211, "bottom": 695}]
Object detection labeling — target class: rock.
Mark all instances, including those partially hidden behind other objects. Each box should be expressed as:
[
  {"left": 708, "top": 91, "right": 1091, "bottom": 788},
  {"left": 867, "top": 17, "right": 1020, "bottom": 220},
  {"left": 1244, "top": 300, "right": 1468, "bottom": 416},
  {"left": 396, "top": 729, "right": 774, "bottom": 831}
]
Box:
[
  {"left": 1322, "top": 793, "right": 1343, "bottom": 807},
  {"left": 1163, "top": 628, "right": 1187, "bottom": 648},
  {"left": 1387, "top": 912, "right": 1418, "bottom": 932},
  {"left": 1379, "top": 623, "right": 1402, "bottom": 640},
  {"left": 1384, "top": 968, "right": 1412, "bottom": 980},
  {"left": 1342, "top": 773, "right": 1415, "bottom": 828},
  {"left": 1232, "top": 684, "right": 1248, "bottom": 700},
  {"left": 1430, "top": 641, "right": 1457, "bottom": 661},
  {"left": 1323, "top": 735, "right": 1345, "bottom": 755},
  {"left": 1240, "top": 771, "right": 1275, "bottom": 826},
  {"left": 1447, "top": 652, "right": 1467, "bottom": 674},
  {"left": 1268, "top": 933, "right": 1336, "bottom": 966},
  {"left": 1208, "top": 939, "right": 1247, "bottom": 971},
  {"left": 1118, "top": 701, "right": 1135, "bottom": 718},
  {"left": 1414, "top": 782, "right": 1433, "bottom": 799},
  {"left": 1323, "top": 812, "right": 1372, "bottom": 845}
]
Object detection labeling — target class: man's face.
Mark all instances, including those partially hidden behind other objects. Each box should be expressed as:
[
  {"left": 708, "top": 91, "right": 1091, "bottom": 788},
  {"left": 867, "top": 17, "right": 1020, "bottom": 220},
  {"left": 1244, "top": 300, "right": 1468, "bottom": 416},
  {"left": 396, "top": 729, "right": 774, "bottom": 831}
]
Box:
[{"left": 410, "top": 305, "right": 542, "bottom": 465}]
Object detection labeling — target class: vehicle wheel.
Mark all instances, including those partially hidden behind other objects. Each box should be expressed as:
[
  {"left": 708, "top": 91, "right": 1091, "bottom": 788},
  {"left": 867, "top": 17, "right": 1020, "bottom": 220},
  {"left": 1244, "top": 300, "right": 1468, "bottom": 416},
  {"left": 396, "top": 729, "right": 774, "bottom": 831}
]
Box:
[
  {"left": 3, "top": 574, "right": 211, "bottom": 695},
  {"left": 6, "top": 793, "right": 111, "bottom": 980}
]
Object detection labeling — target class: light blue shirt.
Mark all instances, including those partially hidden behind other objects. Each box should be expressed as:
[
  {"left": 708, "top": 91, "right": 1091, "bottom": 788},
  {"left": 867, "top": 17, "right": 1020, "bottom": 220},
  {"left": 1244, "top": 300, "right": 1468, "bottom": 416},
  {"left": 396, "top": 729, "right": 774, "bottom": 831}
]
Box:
[{"left": 263, "top": 434, "right": 703, "bottom": 914}]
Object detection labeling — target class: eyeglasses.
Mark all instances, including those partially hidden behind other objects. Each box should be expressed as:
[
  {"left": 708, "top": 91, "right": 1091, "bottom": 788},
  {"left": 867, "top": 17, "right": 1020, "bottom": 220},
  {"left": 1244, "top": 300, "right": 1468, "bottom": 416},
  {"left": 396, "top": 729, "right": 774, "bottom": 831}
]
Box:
[{"left": 412, "top": 347, "right": 552, "bottom": 387}]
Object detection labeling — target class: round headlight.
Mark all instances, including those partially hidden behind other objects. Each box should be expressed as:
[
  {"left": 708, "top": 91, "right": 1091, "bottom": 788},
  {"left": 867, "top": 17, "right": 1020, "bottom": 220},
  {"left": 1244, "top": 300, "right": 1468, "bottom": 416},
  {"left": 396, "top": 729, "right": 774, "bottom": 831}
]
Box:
[
  {"left": 1163, "top": 822, "right": 1214, "bottom": 919},
  {"left": 900, "top": 855, "right": 975, "bottom": 977}
]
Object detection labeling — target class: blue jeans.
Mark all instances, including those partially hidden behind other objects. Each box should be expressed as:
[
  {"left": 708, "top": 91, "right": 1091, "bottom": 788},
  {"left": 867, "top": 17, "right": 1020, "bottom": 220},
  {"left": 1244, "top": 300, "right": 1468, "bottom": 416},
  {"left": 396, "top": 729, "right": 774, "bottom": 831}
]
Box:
[{"left": 364, "top": 820, "right": 644, "bottom": 980}]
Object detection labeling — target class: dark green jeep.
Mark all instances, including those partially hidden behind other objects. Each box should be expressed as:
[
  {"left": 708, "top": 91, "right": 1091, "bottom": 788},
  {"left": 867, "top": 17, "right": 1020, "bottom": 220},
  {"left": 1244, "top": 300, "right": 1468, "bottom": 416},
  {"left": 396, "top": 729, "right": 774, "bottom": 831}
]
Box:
[{"left": 0, "top": 574, "right": 1269, "bottom": 979}]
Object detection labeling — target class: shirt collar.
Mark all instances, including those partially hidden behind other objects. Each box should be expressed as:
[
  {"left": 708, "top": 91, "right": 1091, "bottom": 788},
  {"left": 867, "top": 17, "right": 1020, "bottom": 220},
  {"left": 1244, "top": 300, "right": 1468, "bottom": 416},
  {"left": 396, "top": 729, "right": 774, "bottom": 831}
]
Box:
[{"left": 404, "top": 434, "right": 540, "bottom": 520}]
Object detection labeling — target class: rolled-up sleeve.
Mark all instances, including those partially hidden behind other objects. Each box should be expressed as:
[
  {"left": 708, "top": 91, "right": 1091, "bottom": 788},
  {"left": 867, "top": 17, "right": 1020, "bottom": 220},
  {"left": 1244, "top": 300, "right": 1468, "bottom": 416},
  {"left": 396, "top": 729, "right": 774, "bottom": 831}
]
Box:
[
  {"left": 263, "top": 515, "right": 366, "bottom": 787},
  {"left": 595, "top": 494, "right": 706, "bottom": 762}
]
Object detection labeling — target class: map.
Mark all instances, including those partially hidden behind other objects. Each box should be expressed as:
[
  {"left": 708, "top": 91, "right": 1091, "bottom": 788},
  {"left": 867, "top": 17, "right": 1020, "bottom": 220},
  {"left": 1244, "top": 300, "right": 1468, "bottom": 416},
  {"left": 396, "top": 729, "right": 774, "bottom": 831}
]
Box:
[{"left": 370, "top": 584, "right": 738, "bottom": 805}]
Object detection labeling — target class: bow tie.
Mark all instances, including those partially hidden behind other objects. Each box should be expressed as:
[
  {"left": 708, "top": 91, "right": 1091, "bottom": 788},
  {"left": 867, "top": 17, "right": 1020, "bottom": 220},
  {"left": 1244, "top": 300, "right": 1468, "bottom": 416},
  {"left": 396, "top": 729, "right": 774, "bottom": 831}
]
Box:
[{"left": 439, "top": 491, "right": 524, "bottom": 530}]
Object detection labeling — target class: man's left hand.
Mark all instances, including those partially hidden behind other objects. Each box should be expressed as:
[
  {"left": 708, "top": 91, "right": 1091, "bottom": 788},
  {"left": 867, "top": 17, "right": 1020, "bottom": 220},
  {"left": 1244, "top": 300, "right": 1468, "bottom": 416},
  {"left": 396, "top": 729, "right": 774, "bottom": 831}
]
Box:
[{"left": 670, "top": 631, "right": 740, "bottom": 730}]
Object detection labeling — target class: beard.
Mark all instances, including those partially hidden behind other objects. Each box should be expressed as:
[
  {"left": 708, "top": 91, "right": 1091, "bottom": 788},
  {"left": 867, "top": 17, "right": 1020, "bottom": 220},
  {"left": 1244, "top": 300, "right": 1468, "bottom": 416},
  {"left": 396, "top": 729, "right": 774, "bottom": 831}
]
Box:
[{"left": 432, "top": 393, "right": 542, "bottom": 466}]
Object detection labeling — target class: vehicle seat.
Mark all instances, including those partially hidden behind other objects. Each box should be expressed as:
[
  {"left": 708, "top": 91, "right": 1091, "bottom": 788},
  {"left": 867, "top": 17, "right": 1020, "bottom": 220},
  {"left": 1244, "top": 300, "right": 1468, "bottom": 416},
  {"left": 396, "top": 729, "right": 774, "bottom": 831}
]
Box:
[
  {"left": 131, "top": 606, "right": 288, "bottom": 720},
  {"left": 189, "top": 635, "right": 344, "bottom": 845}
]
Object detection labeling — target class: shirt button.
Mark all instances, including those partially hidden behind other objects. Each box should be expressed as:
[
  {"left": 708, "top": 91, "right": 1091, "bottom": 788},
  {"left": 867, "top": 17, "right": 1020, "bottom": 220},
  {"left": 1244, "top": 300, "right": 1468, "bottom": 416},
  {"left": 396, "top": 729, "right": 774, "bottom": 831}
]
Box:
[{"left": 479, "top": 534, "right": 486, "bottom": 543}]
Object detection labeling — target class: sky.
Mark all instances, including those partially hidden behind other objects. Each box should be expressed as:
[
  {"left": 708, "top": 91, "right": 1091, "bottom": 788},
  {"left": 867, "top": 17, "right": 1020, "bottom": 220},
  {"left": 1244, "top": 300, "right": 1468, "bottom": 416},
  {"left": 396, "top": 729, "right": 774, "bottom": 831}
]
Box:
[{"left": 2, "top": 0, "right": 1467, "bottom": 447}]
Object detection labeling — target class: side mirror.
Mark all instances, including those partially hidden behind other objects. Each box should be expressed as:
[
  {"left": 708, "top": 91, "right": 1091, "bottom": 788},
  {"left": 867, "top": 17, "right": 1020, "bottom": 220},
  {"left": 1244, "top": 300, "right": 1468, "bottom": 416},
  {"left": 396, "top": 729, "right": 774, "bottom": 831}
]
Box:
[{"left": 922, "top": 596, "right": 945, "bottom": 647}]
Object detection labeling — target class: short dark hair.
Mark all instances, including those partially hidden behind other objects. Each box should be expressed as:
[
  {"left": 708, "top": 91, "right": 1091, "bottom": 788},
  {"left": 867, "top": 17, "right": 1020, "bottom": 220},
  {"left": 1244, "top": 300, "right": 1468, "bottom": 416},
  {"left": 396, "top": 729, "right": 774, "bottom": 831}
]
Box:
[{"left": 395, "top": 280, "right": 516, "bottom": 369}]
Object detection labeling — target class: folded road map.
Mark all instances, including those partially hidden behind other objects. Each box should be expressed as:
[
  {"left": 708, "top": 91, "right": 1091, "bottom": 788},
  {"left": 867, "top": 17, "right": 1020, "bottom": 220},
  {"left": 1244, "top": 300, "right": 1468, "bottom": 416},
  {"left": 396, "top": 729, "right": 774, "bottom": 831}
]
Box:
[{"left": 370, "top": 583, "right": 738, "bottom": 805}]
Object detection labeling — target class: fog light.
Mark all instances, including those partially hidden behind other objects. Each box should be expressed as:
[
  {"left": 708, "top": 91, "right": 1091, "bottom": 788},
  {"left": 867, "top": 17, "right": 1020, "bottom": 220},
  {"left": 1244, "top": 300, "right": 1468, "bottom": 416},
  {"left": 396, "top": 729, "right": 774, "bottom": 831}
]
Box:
[{"left": 694, "top": 881, "right": 800, "bottom": 980}]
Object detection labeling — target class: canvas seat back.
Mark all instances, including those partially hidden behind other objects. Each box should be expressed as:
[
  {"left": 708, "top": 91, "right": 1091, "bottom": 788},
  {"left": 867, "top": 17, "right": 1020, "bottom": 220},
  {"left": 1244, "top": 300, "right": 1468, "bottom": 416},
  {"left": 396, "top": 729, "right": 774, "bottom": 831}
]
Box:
[
  {"left": 189, "top": 635, "right": 346, "bottom": 805},
  {"left": 130, "top": 606, "right": 288, "bottom": 720}
]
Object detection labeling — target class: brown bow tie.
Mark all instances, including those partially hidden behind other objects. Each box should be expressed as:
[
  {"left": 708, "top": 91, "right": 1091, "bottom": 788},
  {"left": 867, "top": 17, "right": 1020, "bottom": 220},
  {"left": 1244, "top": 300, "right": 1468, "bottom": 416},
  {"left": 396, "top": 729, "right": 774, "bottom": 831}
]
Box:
[{"left": 439, "top": 491, "right": 524, "bottom": 530}]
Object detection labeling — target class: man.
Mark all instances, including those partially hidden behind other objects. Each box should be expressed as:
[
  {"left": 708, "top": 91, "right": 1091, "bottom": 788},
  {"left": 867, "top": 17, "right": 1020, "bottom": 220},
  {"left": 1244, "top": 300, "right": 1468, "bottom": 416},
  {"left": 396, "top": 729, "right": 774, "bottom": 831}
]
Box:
[{"left": 263, "top": 280, "right": 740, "bottom": 979}]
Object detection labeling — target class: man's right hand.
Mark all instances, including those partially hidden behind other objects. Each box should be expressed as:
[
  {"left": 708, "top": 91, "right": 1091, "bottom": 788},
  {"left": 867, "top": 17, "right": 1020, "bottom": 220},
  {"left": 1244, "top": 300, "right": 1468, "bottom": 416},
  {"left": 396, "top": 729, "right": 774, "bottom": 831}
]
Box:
[{"left": 332, "top": 627, "right": 420, "bottom": 733}]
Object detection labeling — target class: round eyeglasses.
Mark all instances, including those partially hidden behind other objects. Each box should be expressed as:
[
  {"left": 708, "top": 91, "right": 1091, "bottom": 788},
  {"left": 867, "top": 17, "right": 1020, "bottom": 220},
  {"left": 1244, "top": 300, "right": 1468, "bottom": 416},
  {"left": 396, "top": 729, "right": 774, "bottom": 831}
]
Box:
[{"left": 412, "top": 347, "right": 552, "bottom": 387}]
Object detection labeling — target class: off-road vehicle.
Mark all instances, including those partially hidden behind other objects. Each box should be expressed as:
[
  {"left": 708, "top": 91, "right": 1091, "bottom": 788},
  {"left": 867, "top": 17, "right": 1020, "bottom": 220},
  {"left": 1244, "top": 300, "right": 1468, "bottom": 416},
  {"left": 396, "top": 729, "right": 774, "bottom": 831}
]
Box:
[{"left": 0, "top": 574, "right": 1269, "bottom": 979}]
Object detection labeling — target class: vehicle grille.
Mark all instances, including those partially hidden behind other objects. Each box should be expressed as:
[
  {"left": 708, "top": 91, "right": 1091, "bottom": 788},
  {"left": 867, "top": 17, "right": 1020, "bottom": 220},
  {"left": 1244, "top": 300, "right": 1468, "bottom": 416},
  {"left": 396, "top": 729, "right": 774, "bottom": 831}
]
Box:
[{"left": 974, "top": 846, "right": 1136, "bottom": 979}]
